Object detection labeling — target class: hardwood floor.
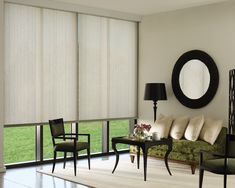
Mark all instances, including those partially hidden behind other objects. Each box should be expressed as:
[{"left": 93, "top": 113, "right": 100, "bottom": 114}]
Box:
[{"left": 0, "top": 155, "right": 115, "bottom": 188}]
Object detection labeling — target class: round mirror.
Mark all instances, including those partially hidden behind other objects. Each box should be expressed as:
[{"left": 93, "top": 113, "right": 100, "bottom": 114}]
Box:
[
  {"left": 179, "top": 60, "right": 210, "bottom": 99},
  {"left": 172, "top": 50, "right": 219, "bottom": 109}
]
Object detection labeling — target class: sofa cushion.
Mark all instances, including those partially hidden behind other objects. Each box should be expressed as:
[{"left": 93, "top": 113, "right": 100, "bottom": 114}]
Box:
[
  {"left": 184, "top": 115, "right": 204, "bottom": 141},
  {"left": 170, "top": 116, "right": 189, "bottom": 139},
  {"left": 151, "top": 114, "right": 173, "bottom": 139},
  {"left": 199, "top": 118, "right": 223, "bottom": 145}
]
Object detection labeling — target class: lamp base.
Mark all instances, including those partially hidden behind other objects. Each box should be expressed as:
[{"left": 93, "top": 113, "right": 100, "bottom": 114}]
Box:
[{"left": 153, "top": 101, "right": 157, "bottom": 122}]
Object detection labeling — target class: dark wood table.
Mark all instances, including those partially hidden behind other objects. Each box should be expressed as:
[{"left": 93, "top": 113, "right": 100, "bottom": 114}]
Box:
[{"left": 111, "top": 136, "right": 173, "bottom": 181}]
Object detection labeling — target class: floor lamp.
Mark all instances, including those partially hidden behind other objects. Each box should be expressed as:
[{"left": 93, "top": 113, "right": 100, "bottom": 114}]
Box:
[{"left": 144, "top": 83, "right": 167, "bottom": 122}]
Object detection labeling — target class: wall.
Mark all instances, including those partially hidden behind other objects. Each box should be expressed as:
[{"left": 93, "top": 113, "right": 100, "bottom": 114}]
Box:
[
  {"left": 0, "top": 0, "right": 5, "bottom": 173},
  {"left": 139, "top": 1, "right": 235, "bottom": 125}
]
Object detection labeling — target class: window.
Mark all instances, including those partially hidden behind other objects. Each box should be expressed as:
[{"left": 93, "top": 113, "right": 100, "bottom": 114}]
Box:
[
  {"left": 109, "top": 120, "right": 129, "bottom": 151},
  {"left": 4, "top": 126, "right": 35, "bottom": 164},
  {"left": 4, "top": 3, "right": 137, "bottom": 166},
  {"left": 78, "top": 121, "right": 102, "bottom": 154}
]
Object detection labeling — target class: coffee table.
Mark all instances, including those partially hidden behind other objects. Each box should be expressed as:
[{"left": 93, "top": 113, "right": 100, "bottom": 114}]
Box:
[{"left": 111, "top": 136, "right": 172, "bottom": 181}]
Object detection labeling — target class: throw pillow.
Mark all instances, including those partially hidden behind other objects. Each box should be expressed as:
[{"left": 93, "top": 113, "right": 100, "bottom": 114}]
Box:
[
  {"left": 184, "top": 115, "right": 204, "bottom": 141},
  {"left": 170, "top": 116, "right": 189, "bottom": 139},
  {"left": 151, "top": 114, "right": 173, "bottom": 139},
  {"left": 199, "top": 118, "right": 223, "bottom": 145}
]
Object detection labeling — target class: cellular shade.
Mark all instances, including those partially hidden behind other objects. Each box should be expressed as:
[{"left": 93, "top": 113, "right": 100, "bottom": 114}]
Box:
[
  {"left": 5, "top": 3, "right": 77, "bottom": 124},
  {"left": 78, "top": 14, "right": 137, "bottom": 120},
  {"left": 5, "top": 4, "right": 41, "bottom": 124},
  {"left": 41, "top": 9, "right": 77, "bottom": 122}
]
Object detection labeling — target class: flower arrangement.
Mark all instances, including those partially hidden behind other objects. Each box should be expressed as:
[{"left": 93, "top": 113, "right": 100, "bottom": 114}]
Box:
[{"left": 133, "top": 124, "right": 151, "bottom": 139}]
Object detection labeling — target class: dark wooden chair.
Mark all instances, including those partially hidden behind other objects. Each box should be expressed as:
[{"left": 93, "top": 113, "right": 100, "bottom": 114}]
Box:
[
  {"left": 199, "top": 134, "right": 235, "bottom": 188},
  {"left": 49, "top": 118, "right": 90, "bottom": 176}
]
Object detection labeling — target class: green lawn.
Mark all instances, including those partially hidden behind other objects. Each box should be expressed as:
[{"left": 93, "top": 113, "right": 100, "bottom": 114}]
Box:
[{"left": 4, "top": 120, "right": 129, "bottom": 164}]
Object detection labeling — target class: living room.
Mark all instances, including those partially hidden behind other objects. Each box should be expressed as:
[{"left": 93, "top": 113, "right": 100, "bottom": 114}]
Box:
[{"left": 0, "top": 0, "right": 235, "bottom": 187}]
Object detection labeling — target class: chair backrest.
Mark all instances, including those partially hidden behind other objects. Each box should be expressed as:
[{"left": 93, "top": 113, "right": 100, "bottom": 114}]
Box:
[
  {"left": 225, "top": 134, "right": 235, "bottom": 157},
  {"left": 49, "top": 118, "right": 65, "bottom": 145}
]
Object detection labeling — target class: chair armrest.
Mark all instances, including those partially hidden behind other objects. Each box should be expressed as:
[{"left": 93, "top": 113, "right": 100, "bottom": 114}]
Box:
[
  {"left": 54, "top": 136, "right": 77, "bottom": 140},
  {"left": 64, "top": 133, "right": 90, "bottom": 143},
  {"left": 64, "top": 133, "right": 89, "bottom": 136},
  {"left": 200, "top": 150, "right": 227, "bottom": 164}
]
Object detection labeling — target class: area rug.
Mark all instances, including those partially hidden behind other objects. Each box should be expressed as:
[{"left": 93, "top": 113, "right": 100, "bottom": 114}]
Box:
[{"left": 38, "top": 156, "right": 235, "bottom": 188}]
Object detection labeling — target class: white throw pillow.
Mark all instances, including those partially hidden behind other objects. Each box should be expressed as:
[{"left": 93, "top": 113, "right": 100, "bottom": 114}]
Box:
[
  {"left": 170, "top": 116, "right": 189, "bottom": 139},
  {"left": 199, "top": 118, "right": 223, "bottom": 145},
  {"left": 184, "top": 115, "right": 204, "bottom": 141},
  {"left": 150, "top": 114, "right": 173, "bottom": 139}
]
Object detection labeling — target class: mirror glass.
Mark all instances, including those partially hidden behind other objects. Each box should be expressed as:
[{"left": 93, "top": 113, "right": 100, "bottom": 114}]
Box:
[{"left": 179, "top": 60, "right": 210, "bottom": 99}]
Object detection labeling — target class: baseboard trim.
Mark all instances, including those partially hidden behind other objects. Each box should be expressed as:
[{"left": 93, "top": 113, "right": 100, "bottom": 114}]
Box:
[{"left": 0, "top": 166, "right": 6, "bottom": 173}]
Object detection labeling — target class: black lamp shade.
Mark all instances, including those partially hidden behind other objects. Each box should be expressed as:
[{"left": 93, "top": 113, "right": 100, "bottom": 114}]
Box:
[{"left": 144, "top": 83, "right": 167, "bottom": 101}]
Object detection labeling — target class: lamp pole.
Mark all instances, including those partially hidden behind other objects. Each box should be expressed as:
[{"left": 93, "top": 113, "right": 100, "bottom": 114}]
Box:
[{"left": 153, "top": 100, "right": 157, "bottom": 122}]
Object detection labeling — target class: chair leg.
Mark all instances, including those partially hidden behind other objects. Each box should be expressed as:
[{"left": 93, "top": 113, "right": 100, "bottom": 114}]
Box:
[
  {"left": 52, "top": 151, "right": 57, "bottom": 173},
  {"left": 87, "top": 148, "right": 91, "bottom": 170},
  {"left": 199, "top": 168, "right": 204, "bottom": 188},
  {"left": 73, "top": 152, "right": 77, "bottom": 176},
  {"left": 224, "top": 174, "right": 227, "bottom": 188},
  {"left": 63, "top": 152, "right": 67, "bottom": 169}
]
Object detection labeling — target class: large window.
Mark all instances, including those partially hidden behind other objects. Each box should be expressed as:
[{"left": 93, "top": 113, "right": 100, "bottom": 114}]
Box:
[{"left": 4, "top": 3, "right": 137, "bottom": 166}]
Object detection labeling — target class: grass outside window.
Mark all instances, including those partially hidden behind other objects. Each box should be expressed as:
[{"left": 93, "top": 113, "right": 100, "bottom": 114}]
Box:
[
  {"left": 4, "top": 126, "right": 35, "bottom": 164},
  {"left": 4, "top": 120, "right": 130, "bottom": 164},
  {"left": 109, "top": 120, "right": 129, "bottom": 151}
]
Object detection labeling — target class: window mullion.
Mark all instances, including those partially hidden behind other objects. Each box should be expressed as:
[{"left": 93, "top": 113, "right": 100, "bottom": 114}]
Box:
[{"left": 102, "top": 121, "right": 109, "bottom": 154}]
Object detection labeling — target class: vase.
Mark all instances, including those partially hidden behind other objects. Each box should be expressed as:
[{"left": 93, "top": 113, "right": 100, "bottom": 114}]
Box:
[{"left": 133, "top": 128, "right": 146, "bottom": 140}]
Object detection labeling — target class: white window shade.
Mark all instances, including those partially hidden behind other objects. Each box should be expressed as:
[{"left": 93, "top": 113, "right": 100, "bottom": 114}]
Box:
[
  {"left": 108, "top": 19, "right": 137, "bottom": 118},
  {"left": 78, "top": 15, "right": 108, "bottom": 120},
  {"left": 42, "top": 9, "right": 77, "bottom": 122},
  {"left": 5, "top": 4, "right": 77, "bottom": 125},
  {"left": 78, "top": 14, "right": 137, "bottom": 121},
  {"left": 5, "top": 4, "right": 41, "bottom": 124}
]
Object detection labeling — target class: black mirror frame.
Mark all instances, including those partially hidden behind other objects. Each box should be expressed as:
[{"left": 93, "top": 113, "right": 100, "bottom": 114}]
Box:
[{"left": 172, "top": 50, "right": 219, "bottom": 109}]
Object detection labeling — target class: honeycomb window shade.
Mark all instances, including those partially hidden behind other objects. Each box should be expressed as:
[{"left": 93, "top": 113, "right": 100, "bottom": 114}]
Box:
[
  {"left": 4, "top": 4, "right": 137, "bottom": 124},
  {"left": 78, "top": 14, "right": 137, "bottom": 120},
  {"left": 4, "top": 3, "right": 77, "bottom": 125}
]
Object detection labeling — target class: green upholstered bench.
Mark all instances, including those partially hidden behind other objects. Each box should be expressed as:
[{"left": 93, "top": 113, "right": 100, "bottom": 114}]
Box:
[{"left": 130, "top": 127, "right": 227, "bottom": 174}]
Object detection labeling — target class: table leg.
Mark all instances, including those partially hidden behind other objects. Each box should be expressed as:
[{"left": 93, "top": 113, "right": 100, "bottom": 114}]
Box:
[
  {"left": 142, "top": 146, "right": 148, "bottom": 181},
  {"left": 137, "top": 146, "right": 140, "bottom": 169},
  {"left": 164, "top": 143, "right": 172, "bottom": 176},
  {"left": 112, "top": 142, "right": 119, "bottom": 174}
]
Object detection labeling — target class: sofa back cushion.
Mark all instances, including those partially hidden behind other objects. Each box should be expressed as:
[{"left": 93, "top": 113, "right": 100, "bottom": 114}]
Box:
[
  {"left": 170, "top": 116, "right": 189, "bottom": 139},
  {"left": 184, "top": 115, "right": 204, "bottom": 141},
  {"left": 151, "top": 114, "right": 173, "bottom": 139},
  {"left": 199, "top": 118, "right": 223, "bottom": 145}
]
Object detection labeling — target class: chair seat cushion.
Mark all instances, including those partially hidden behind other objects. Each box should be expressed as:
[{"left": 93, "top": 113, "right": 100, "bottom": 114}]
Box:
[
  {"left": 54, "top": 141, "right": 89, "bottom": 152},
  {"left": 202, "top": 158, "right": 235, "bottom": 174}
]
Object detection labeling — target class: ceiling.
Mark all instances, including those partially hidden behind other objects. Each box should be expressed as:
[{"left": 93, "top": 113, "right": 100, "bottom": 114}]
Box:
[{"left": 51, "top": 0, "right": 229, "bottom": 15}]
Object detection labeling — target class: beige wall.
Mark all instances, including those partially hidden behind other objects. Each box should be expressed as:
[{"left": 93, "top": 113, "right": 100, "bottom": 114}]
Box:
[
  {"left": 0, "top": 0, "right": 5, "bottom": 173},
  {"left": 139, "top": 1, "right": 235, "bottom": 125}
]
